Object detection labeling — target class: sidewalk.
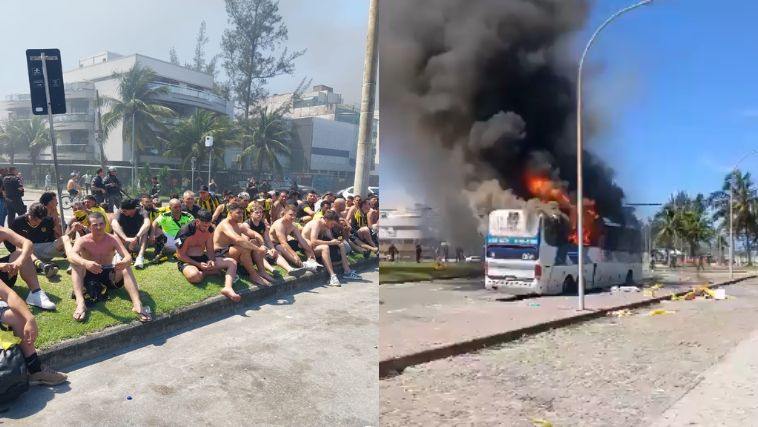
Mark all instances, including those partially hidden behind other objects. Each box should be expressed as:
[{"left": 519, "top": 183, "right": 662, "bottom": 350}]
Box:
[{"left": 379, "top": 271, "right": 753, "bottom": 377}]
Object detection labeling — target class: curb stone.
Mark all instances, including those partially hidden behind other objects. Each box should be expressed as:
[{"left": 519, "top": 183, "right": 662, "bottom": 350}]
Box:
[
  {"left": 39, "top": 257, "right": 378, "bottom": 369},
  {"left": 378, "top": 275, "right": 756, "bottom": 378}
]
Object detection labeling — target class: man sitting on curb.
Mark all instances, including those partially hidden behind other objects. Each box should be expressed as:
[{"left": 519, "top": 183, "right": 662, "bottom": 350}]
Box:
[
  {"left": 213, "top": 203, "right": 275, "bottom": 287},
  {"left": 175, "top": 209, "right": 240, "bottom": 302},
  {"left": 246, "top": 204, "right": 305, "bottom": 278},
  {"left": 0, "top": 226, "right": 56, "bottom": 310},
  {"left": 269, "top": 206, "right": 321, "bottom": 272},
  {"left": 302, "top": 210, "right": 361, "bottom": 286},
  {"left": 111, "top": 198, "right": 152, "bottom": 269},
  {"left": 152, "top": 199, "right": 194, "bottom": 260},
  {"left": 66, "top": 212, "right": 152, "bottom": 323},
  {"left": 0, "top": 280, "right": 67, "bottom": 386},
  {"left": 5, "top": 203, "right": 63, "bottom": 278}
]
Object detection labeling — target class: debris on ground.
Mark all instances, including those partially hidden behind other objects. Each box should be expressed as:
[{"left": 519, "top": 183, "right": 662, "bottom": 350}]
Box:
[
  {"left": 608, "top": 309, "right": 633, "bottom": 317},
  {"left": 532, "top": 418, "right": 553, "bottom": 427},
  {"left": 671, "top": 284, "right": 729, "bottom": 302},
  {"left": 611, "top": 286, "right": 641, "bottom": 293},
  {"left": 433, "top": 261, "right": 447, "bottom": 271},
  {"left": 643, "top": 288, "right": 657, "bottom": 297},
  {"left": 650, "top": 283, "right": 664, "bottom": 290},
  {"left": 649, "top": 308, "right": 676, "bottom": 316}
]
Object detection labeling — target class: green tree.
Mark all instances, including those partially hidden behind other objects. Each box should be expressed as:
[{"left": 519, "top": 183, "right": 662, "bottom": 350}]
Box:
[
  {"left": 164, "top": 109, "right": 232, "bottom": 176},
  {"left": 101, "top": 65, "right": 175, "bottom": 180},
  {"left": 0, "top": 117, "right": 47, "bottom": 166},
  {"left": 221, "top": 0, "right": 304, "bottom": 119},
  {"left": 709, "top": 170, "right": 756, "bottom": 265},
  {"left": 235, "top": 106, "right": 294, "bottom": 173}
]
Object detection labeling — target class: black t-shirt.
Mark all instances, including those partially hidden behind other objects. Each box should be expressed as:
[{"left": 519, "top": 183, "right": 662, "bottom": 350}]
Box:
[
  {"left": 92, "top": 175, "right": 105, "bottom": 192},
  {"left": 2, "top": 175, "right": 22, "bottom": 199},
  {"left": 104, "top": 174, "right": 121, "bottom": 195},
  {"left": 115, "top": 208, "right": 148, "bottom": 237},
  {"left": 5, "top": 215, "right": 56, "bottom": 252},
  {"left": 246, "top": 218, "right": 266, "bottom": 237},
  {"left": 296, "top": 202, "right": 315, "bottom": 220},
  {"left": 183, "top": 204, "right": 201, "bottom": 218}
]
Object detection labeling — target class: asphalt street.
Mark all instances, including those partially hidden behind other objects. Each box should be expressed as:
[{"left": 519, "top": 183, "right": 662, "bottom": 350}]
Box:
[{"left": 4, "top": 268, "right": 378, "bottom": 426}]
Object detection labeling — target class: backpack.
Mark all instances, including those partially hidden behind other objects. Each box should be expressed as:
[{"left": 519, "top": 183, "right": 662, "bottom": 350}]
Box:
[{"left": 0, "top": 325, "right": 29, "bottom": 404}]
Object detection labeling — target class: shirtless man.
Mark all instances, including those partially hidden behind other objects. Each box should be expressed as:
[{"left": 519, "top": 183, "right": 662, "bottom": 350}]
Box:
[
  {"left": 302, "top": 210, "right": 361, "bottom": 286},
  {"left": 269, "top": 191, "right": 289, "bottom": 224},
  {"left": 213, "top": 202, "right": 275, "bottom": 286},
  {"left": 67, "top": 212, "right": 151, "bottom": 322},
  {"left": 0, "top": 280, "right": 67, "bottom": 385},
  {"left": 269, "top": 206, "right": 321, "bottom": 271},
  {"left": 175, "top": 209, "right": 240, "bottom": 302},
  {"left": 246, "top": 205, "right": 305, "bottom": 278}
]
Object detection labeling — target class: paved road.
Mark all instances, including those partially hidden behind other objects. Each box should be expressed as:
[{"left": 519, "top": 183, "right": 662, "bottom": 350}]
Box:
[
  {"left": 5, "top": 269, "right": 378, "bottom": 426},
  {"left": 381, "top": 277, "right": 758, "bottom": 426}
]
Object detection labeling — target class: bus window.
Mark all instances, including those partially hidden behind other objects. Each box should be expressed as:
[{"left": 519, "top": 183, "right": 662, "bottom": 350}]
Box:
[{"left": 487, "top": 245, "right": 538, "bottom": 261}]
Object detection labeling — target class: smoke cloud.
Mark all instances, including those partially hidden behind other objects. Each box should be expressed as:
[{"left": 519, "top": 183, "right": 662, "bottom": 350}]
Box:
[{"left": 380, "top": 0, "right": 628, "bottom": 249}]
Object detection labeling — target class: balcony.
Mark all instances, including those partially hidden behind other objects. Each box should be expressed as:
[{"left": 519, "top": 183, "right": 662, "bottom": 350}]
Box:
[{"left": 148, "top": 82, "right": 231, "bottom": 115}]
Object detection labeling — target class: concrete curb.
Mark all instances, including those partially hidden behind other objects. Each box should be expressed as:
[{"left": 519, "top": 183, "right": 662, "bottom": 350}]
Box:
[
  {"left": 380, "top": 272, "right": 483, "bottom": 285},
  {"left": 39, "top": 257, "right": 378, "bottom": 369},
  {"left": 378, "top": 275, "right": 756, "bottom": 378}
]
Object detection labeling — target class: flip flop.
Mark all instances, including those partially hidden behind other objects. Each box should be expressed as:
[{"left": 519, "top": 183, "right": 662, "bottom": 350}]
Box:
[{"left": 134, "top": 306, "right": 152, "bottom": 323}]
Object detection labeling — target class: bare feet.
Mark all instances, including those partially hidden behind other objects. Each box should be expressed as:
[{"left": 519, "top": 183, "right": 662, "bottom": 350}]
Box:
[
  {"left": 73, "top": 304, "right": 87, "bottom": 322},
  {"left": 260, "top": 272, "right": 276, "bottom": 283},
  {"left": 252, "top": 274, "right": 272, "bottom": 287},
  {"left": 221, "top": 287, "right": 241, "bottom": 302}
]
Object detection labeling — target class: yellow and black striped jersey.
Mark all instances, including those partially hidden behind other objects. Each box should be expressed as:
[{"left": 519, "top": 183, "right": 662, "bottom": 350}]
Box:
[{"left": 198, "top": 195, "right": 221, "bottom": 213}]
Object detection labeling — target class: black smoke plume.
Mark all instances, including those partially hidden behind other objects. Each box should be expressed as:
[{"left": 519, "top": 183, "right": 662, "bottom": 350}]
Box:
[{"left": 380, "top": 0, "right": 628, "bottom": 248}]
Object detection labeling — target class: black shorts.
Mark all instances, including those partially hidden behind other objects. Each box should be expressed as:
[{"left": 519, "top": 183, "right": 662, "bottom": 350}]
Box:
[
  {"left": 177, "top": 254, "right": 210, "bottom": 273},
  {"left": 287, "top": 240, "right": 302, "bottom": 253},
  {"left": 316, "top": 245, "right": 342, "bottom": 263},
  {"left": 84, "top": 267, "right": 123, "bottom": 289},
  {"left": 214, "top": 247, "right": 230, "bottom": 259},
  {"left": 0, "top": 255, "right": 18, "bottom": 288}
]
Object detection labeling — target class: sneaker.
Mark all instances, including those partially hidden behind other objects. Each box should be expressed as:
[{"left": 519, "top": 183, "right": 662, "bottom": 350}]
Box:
[
  {"left": 26, "top": 290, "right": 56, "bottom": 310},
  {"left": 302, "top": 259, "right": 322, "bottom": 272},
  {"left": 134, "top": 256, "right": 144, "bottom": 270},
  {"left": 66, "top": 266, "right": 72, "bottom": 275},
  {"left": 289, "top": 267, "right": 306, "bottom": 278},
  {"left": 343, "top": 270, "right": 362, "bottom": 280},
  {"left": 328, "top": 274, "right": 341, "bottom": 287},
  {"left": 29, "top": 366, "right": 68, "bottom": 386},
  {"left": 42, "top": 263, "right": 58, "bottom": 279},
  {"left": 113, "top": 253, "right": 122, "bottom": 264},
  {"left": 151, "top": 251, "right": 165, "bottom": 264}
]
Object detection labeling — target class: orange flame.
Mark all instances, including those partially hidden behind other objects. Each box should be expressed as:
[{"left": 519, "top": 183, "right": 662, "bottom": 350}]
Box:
[{"left": 525, "top": 173, "right": 599, "bottom": 246}]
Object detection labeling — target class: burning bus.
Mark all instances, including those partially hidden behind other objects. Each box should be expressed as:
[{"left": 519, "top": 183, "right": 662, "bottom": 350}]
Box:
[{"left": 484, "top": 174, "right": 642, "bottom": 295}]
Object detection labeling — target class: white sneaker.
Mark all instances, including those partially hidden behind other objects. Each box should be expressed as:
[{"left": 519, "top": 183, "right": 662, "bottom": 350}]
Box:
[
  {"left": 134, "top": 256, "right": 144, "bottom": 269},
  {"left": 113, "top": 253, "right": 122, "bottom": 265},
  {"left": 328, "top": 274, "right": 341, "bottom": 287},
  {"left": 26, "top": 290, "right": 56, "bottom": 310},
  {"left": 303, "top": 259, "right": 322, "bottom": 272}
]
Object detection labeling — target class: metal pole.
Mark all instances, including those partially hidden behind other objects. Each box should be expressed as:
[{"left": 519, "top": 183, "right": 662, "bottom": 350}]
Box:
[
  {"left": 352, "top": 0, "right": 378, "bottom": 197},
  {"left": 131, "top": 112, "right": 136, "bottom": 189},
  {"left": 40, "top": 53, "right": 66, "bottom": 231},
  {"left": 208, "top": 149, "right": 212, "bottom": 187},
  {"left": 730, "top": 175, "right": 734, "bottom": 278},
  {"left": 576, "top": 0, "right": 653, "bottom": 311}
]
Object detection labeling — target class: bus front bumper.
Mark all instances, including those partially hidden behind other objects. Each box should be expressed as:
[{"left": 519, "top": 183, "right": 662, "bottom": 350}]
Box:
[{"left": 484, "top": 277, "right": 539, "bottom": 295}]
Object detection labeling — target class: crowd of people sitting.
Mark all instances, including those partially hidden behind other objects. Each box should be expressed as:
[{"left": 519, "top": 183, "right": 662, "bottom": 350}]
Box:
[{"left": 0, "top": 170, "right": 379, "bottom": 387}]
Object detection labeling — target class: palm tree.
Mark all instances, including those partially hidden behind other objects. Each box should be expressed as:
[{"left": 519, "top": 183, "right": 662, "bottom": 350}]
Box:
[
  {"left": 101, "top": 65, "right": 175, "bottom": 183},
  {"left": 164, "top": 109, "right": 232, "bottom": 176},
  {"left": 235, "top": 106, "right": 294, "bottom": 173},
  {"left": 709, "top": 170, "right": 756, "bottom": 265},
  {"left": 16, "top": 117, "right": 50, "bottom": 183}
]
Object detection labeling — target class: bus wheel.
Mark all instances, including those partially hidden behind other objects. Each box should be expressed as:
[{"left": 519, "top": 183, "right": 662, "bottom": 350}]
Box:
[
  {"left": 625, "top": 270, "right": 634, "bottom": 285},
  {"left": 562, "top": 276, "right": 577, "bottom": 295}
]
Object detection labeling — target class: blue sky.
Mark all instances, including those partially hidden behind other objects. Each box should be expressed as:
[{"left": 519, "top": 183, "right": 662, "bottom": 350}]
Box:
[
  {"left": 382, "top": 0, "right": 758, "bottom": 220},
  {"left": 0, "top": 0, "right": 368, "bottom": 104}
]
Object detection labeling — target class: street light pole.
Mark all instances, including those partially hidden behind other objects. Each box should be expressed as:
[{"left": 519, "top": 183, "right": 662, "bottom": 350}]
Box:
[{"left": 577, "top": 0, "right": 653, "bottom": 311}]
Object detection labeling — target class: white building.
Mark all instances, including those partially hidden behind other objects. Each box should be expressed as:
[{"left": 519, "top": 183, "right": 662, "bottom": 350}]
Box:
[
  {"left": 241, "top": 84, "right": 378, "bottom": 191},
  {"left": 0, "top": 51, "right": 232, "bottom": 168}
]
